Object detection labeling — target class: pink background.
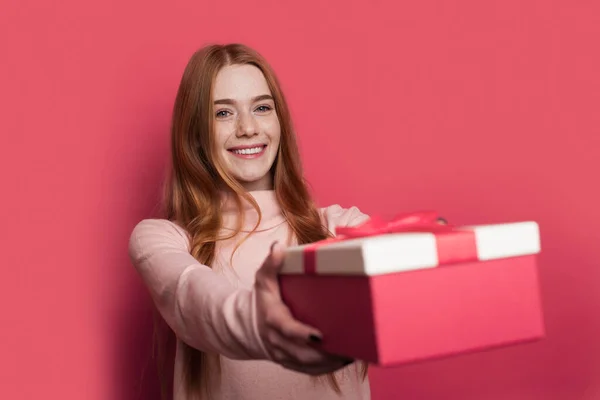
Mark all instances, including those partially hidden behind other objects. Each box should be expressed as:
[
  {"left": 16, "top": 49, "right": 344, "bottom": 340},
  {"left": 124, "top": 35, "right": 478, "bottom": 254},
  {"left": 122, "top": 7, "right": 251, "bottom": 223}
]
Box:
[{"left": 2, "top": 0, "right": 599, "bottom": 399}]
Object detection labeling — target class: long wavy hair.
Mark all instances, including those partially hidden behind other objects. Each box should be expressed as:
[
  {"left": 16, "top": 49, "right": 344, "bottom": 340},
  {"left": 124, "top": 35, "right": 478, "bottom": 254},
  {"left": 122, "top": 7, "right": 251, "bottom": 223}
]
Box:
[{"left": 156, "top": 43, "right": 368, "bottom": 399}]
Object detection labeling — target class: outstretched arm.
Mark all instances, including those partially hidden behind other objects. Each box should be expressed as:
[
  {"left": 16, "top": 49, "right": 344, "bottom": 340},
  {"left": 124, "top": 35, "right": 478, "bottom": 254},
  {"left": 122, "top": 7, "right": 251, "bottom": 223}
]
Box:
[{"left": 128, "top": 219, "right": 269, "bottom": 360}]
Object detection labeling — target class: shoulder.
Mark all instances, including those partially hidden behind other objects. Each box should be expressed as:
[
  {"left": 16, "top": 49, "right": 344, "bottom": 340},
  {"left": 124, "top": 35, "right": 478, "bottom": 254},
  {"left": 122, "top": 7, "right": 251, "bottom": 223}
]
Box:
[
  {"left": 128, "top": 218, "right": 191, "bottom": 263},
  {"left": 319, "top": 204, "right": 370, "bottom": 234}
]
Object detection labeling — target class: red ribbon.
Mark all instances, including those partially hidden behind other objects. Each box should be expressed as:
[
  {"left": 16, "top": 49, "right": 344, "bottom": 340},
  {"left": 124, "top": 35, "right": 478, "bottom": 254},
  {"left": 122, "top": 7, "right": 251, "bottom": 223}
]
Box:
[{"left": 303, "top": 211, "right": 477, "bottom": 275}]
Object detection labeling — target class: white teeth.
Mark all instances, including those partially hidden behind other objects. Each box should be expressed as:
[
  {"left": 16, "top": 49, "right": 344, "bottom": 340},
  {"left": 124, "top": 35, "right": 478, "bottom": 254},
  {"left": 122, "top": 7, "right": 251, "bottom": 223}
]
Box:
[{"left": 232, "top": 146, "right": 263, "bottom": 155}]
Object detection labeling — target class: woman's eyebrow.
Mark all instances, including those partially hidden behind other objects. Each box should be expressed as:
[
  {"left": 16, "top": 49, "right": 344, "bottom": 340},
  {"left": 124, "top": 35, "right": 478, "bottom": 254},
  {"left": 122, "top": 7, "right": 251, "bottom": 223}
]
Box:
[{"left": 214, "top": 94, "right": 273, "bottom": 105}]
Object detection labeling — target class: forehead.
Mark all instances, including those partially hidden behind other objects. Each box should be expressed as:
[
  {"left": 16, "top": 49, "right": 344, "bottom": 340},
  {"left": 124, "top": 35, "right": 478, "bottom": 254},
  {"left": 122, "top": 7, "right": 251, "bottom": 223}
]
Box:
[{"left": 212, "top": 64, "right": 272, "bottom": 100}]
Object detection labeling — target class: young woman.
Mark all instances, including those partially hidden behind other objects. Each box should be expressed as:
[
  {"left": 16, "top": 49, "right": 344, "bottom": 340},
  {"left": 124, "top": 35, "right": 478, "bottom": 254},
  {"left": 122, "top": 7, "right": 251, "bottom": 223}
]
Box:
[{"left": 128, "top": 43, "right": 371, "bottom": 400}]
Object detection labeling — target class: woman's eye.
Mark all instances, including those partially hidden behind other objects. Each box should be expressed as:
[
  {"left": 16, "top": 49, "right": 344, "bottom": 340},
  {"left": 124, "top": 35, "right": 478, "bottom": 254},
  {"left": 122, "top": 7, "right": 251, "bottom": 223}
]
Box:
[
  {"left": 216, "top": 110, "right": 231, "bottom": 118},
  {"left": 255, "top": 105, "right": 272, "bottom": 113}
]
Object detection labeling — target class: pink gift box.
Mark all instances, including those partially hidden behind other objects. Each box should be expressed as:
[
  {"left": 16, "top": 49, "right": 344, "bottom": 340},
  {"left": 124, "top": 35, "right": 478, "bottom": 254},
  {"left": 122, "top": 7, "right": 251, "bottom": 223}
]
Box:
[{"left": 279, "top": 213, "right": 545, "bottom": 366}]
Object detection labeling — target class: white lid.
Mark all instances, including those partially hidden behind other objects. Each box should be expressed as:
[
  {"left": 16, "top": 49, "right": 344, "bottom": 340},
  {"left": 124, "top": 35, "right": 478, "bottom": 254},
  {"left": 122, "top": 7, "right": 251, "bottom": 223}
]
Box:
[{"left": 281, "top": 221, "right": 541, "bottom": 276}]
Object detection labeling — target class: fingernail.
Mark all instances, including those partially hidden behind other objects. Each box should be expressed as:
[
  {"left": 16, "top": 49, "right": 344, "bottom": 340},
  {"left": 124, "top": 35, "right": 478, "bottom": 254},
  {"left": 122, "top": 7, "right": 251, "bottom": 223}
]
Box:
[
  {"left": 437, "top": 217, "right": 448, "bottom": 225},
  {"left": 308, "top": 334, "right": 322, "bottom": 343}
]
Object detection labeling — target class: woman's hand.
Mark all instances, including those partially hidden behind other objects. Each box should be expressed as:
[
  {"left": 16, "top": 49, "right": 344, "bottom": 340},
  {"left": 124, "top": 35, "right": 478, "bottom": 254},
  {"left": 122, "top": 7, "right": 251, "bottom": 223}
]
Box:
[{"left": 253, "top": 242, "right": 353, "bottom": 375}]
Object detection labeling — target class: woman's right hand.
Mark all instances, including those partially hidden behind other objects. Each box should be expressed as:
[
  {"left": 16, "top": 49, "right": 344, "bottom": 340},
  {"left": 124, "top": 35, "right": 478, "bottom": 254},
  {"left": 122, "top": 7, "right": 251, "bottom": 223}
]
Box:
[{"left": 253, "top": 241, "right": 353, "bottom": 375}]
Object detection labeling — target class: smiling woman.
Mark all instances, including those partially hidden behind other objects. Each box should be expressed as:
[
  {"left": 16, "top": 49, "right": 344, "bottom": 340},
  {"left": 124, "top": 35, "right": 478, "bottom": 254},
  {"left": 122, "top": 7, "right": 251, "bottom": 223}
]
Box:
[{"left": 128, "top": 43, "right": 371, "bottom": 400}]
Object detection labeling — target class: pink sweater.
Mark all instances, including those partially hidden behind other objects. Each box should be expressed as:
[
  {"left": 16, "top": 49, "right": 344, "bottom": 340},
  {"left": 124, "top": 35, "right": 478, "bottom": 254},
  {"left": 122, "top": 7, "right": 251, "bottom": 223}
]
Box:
[{"left": 128, "top": 190, "right": 372, "bottom": 400}]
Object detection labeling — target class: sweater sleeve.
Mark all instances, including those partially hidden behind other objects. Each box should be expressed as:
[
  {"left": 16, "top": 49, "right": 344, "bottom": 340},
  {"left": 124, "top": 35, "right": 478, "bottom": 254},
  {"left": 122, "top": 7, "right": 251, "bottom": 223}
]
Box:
[{"left": 128, "top": 218, "right": 270, "bottom": 361}]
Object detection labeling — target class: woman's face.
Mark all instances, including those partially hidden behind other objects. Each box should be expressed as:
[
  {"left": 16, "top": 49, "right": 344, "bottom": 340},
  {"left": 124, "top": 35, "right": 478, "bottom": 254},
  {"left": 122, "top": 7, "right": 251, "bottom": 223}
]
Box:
[{"left": 212, "top": 64, "right": 281, "bottom": 191}]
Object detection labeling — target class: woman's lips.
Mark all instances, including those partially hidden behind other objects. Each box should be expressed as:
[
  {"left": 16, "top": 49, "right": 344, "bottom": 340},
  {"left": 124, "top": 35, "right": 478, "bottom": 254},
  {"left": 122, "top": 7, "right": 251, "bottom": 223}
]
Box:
[{"left": 227, "top": 144, "right": 267, "bottom": 159}]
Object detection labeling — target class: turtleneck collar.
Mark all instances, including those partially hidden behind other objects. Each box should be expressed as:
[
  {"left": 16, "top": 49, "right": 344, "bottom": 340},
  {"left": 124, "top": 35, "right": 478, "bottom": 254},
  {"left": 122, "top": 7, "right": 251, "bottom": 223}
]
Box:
[{"left": 220, "top": 190, "right": 286, "bottom": 232}]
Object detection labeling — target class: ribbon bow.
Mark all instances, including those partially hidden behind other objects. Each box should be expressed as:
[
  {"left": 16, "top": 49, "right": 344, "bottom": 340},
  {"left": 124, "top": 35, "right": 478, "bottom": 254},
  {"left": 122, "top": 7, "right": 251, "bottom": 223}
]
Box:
[{"left": 335, "top": 210, "right": 454, "bottom": 239}]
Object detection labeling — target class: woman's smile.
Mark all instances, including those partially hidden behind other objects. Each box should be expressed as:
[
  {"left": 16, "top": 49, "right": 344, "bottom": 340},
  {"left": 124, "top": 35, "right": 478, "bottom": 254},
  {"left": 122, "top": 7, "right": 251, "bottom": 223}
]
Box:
[{"left": 227, "top": 144, "right": 268, "bottom": 159}]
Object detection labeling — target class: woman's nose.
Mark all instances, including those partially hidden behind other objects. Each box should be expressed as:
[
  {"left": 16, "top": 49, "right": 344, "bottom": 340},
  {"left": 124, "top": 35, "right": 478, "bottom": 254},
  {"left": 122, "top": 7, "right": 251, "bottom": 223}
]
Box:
[{"left": 236, "top": 113, "right": 258, "bottom": 137}]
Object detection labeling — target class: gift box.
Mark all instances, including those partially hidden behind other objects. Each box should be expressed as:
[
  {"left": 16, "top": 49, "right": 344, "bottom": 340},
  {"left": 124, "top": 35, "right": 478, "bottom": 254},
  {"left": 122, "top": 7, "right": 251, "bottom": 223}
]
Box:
[{"left": 279, "top": 211, "right": 545, "bottom": 366}]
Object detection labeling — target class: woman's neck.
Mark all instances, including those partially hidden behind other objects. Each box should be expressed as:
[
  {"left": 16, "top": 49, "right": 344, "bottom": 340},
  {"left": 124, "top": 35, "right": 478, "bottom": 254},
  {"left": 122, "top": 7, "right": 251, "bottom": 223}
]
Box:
[
  {"left": 239, "top": 174, "right": 274, "bottom": 191},
  {"left": 219, "top": 189, "right": 285, "bottom": 232}
]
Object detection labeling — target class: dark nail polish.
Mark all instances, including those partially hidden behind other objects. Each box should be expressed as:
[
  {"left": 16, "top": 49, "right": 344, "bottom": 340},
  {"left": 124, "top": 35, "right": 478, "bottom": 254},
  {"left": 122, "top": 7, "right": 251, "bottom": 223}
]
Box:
[{"left": 308, "top": 334, "right": 322, "bottom": 343}]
